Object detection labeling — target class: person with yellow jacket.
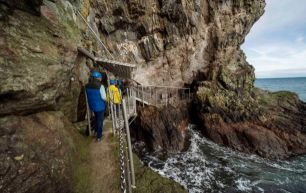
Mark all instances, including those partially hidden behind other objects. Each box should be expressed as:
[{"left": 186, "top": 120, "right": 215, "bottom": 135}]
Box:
[{"left": 108, "top": 79, "right": 122, "bottom": 117}]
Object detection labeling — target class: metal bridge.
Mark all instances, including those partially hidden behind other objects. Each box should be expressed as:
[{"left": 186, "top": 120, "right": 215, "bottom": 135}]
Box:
[
  {"left": 75, "top": 7, "right": 191, "bottom": 193},
  {"left": 106, "top": 86, "right": 191, "bottom": 193}
]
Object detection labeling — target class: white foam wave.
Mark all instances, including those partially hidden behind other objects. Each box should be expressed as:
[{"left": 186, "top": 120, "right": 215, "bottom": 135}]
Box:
[{"left": 144, "top": 127, "right": 306, "bottom": 193}]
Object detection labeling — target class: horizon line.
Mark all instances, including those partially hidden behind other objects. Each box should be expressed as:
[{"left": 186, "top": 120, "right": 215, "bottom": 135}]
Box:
[{"left": 256, "top": 76, "right": 306, "bottom": 79}]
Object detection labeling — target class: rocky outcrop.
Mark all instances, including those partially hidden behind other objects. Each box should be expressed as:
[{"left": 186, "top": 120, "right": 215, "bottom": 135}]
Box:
[
  {"left": 131, "top": 105, "right": 190, "bottom": 158},
  {"left": 0, "top": 111, "right": 76, "bottom": 193},
  {"left": 196, "top": 89, "right": 306, "bottom": 159}
]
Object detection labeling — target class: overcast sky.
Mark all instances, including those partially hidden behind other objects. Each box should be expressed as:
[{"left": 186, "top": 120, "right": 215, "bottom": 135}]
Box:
[{"left": 242, "top": 0, "right": 306, "bottom": 78}]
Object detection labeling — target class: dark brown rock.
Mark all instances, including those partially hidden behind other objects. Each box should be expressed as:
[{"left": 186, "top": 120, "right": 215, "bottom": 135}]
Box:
[
  {"left": 196, "top": 89, "right": 306, "bottom": 159},
  {"left": 0, "top": 111, "right": 75, "bottom": 193},
  {"left": 131, "top": 105, "right": 190, "bottom": 157},
  {"left": 0, "top": 0, "right": 43, "bottom": 15}
]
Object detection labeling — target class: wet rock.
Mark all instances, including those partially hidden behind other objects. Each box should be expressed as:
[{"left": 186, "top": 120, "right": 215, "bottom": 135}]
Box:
[
  {"left": 131, "top": 105, "right": 190, "bottom": 158},
  {"left": 0, "top": 111, "right": 76, "bottom": 193},
  {"left": 196, "top": 88, "right": 306, "bottom": 159}
]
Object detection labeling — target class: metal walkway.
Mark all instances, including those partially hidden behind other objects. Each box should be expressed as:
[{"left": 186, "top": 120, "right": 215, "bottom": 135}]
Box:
[
  {"left": 133, "top": 85, "right": 191, "bottom": 107},
  {"left": 75, "top": 8, "right": 137, "bottom": 79},
  {"left": 108, "top": 85, "right": 192, "bottom": 192}
]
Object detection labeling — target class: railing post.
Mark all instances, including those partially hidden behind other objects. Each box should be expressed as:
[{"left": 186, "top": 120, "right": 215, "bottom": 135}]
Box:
[
  {"left": 84, "top": 87, "right": 92, "bottom": 136},
  {"left": 127, "top": 88, "right": 130, "bottom": 115},
  {"left": 155, "top": 88, "right": 157, "bottom": 106},
  {"left": 134, "top": 88, "right": 137, "bottom": 115},
  {"left": 166, "top": 88, "right": 168, "bottom": 107},
  {"left": 141, "top": 85, "right": 144, "bottom": 107},
  {"left": 150, "top": 87, "right": 152, "bottom": 103},
  {"left": 122, "top": 99, "right": 136, "bottom": 188},
  {"left": 176, "top": 88, "right": 179, "bottom": 103},
  {"left": 110, "top": 103, "right": 116, "bottom": 135}
]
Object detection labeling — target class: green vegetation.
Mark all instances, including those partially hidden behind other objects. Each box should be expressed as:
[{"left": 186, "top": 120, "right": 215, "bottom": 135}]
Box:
[
  {"left": 257, "top": 90, "right": 298, "bottom": 106},
  {"left": 133, "top": 154, "right": 187, "bottom": 193},
  {"left": 70, "top": 124, "right": 93, "bottom": 193}
]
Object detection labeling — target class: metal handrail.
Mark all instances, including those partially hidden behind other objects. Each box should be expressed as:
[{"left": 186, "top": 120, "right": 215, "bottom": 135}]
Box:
[
  {"left": 131, "top": 85, "right": 191, "bottom": 107},
  {"left": 110, "top": 88, "right": 137, "bottom": 193},
  {"left": 136, "top": 84, "right": 191, "bottom": 90}
]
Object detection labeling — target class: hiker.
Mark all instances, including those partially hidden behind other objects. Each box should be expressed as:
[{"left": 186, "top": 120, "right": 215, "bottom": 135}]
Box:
[
  {"left": 85, "top": 71, "right": 107, "bottom": 142},
  {"left": 117, "top": 79, "right": 125, "bottom": 96},
  {"left": 109, "top": 79, "right": 122, "bottom": 117}
]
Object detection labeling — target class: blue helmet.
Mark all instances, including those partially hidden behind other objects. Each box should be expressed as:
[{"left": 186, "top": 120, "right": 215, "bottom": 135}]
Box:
[
  {"left": 91, "top": 71, "right": 102, "bottom": 79},
  {"left": 110, "top": 79, "right": 116, "bottom": 85},
  {"left": 117, "top": 79, "right": 122, "bottom": 84}
]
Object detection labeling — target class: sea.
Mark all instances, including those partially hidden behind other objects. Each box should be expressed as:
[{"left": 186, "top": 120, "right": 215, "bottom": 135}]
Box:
[
  {"left": 255, "top": 77, "right": 306, "bottom": 102},
  {"left": 144, "top": 77, "right": 306, "bottom": 193}
]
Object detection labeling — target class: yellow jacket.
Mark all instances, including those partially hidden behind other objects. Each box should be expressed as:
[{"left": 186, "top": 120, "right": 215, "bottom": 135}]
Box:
[{"left": 108, "top": 85, "right": 122, "bottom": 104}]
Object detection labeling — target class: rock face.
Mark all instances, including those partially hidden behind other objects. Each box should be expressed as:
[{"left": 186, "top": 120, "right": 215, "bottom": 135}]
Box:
[
  {"left": 0, "top": 0, "right": 91, "bottom": 121},
  {"left": 88, "top": 0, "right": 264, "bottom": 86},
  {"left": 0, "top": 111, "right": 75, "bottom": 193},
  {"left": 131, "top": 105, "right": 189, "bottom": 157},
  {"left": 0, "top": 1, "right": 91, "bottom": 192}
]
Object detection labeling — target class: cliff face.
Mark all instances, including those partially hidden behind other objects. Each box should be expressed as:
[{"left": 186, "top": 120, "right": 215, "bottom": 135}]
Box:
[
  {"left": 89, "top": 0, "right": 264, "bottom": 87},
  {"left": 0, "top": 1, "right": 89, "bottom": 192}
]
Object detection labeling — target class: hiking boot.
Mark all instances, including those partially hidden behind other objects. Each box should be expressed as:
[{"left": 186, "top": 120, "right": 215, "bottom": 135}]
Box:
[{"left": 95, "top": 138, "right": 102, "bottom": 143}]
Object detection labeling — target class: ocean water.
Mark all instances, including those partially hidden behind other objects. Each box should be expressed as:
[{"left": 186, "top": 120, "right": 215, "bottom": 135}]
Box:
[
  {"left": 144, "top": 78, "right": 306, "bottom": 193},
  {"left": 144, "top": 128, "right": 306, "bottom": 193},
  {"left": 255, "top": 77, "right": 306, "bottom": 102}
]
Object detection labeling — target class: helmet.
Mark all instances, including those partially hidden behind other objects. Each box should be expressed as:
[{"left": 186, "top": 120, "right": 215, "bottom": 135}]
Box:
[
  {"left": 117, "top": 79, "right": 121, "bottom": 84},
  {"left": 91, "top": 71, "right": 102, "bottom": 79},
  {"left": 110, "top": 79, "right": 116, "bottom": 85}
]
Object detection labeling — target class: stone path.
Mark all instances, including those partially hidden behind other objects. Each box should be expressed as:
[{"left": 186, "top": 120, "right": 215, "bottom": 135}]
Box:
[{"left": 89, "top": 120, "right": 120, "bottom": 193}]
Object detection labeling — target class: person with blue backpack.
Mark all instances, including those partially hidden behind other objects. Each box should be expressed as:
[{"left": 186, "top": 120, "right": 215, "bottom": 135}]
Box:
[{"left": 85, "top": 71, "right": 107, "bottom": 142}]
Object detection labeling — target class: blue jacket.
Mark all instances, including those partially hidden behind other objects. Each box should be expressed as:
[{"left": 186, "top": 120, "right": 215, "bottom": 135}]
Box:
[{"left": 85, "top": 80, "right": 106, "bottom": 112}]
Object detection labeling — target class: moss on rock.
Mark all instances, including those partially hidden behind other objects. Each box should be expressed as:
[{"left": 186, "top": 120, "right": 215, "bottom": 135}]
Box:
[{"left": 133, "top": 154, "right": 187, "bottom": 193}]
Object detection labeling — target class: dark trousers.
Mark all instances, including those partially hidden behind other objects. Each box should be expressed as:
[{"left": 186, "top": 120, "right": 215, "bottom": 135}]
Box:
[
  {"left": 115, "top": 104, "right": 120, "bottom": 117},
  {"left": 94, "top": 111, "right": 105, "bottom": 139}
]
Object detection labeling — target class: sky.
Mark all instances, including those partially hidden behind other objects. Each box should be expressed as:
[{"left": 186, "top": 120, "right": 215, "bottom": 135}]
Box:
[{"left": 242, "top": 0, "right": 306, "bottom": 78}]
